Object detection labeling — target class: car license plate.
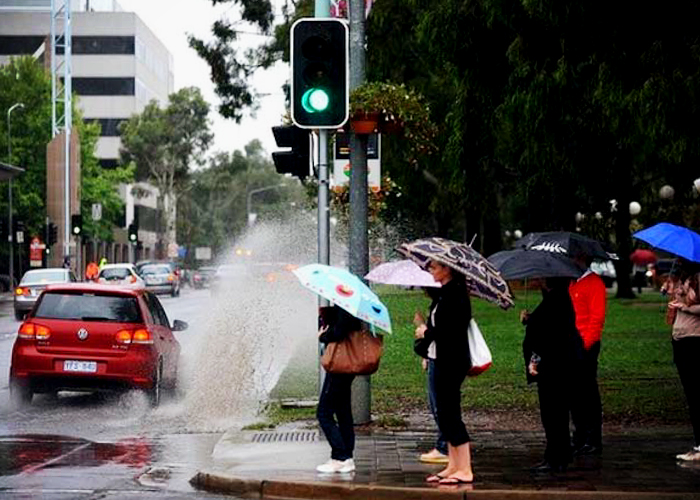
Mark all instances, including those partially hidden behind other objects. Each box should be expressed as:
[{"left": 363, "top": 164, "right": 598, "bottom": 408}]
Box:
[{"left": 63, "top": 360, "right": 97, "bottom": 373}]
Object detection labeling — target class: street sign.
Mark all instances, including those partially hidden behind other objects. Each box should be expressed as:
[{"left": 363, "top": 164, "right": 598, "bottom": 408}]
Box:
[
  {"left": 91, "top": 203, "right": 102, "bottom": 221},
  {"left": 195, "top": 247, "right": 212, "bottom": 260},
  {"left": 29, "top": 236, "right": 45, "bottom": 267},
  {"left": 16, "top": 231, "right": 24, "bottom": 244},
  {"left": 167, "top": 242, "right": 179, "bottom": 259},
  {"left": 333, "top": 131, "right": 381, "bottom": 190}
]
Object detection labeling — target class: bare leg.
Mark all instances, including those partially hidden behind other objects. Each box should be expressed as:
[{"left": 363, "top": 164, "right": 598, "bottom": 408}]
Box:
[{"left": 442, "top": 442, "right": 473, "bottom": 483}]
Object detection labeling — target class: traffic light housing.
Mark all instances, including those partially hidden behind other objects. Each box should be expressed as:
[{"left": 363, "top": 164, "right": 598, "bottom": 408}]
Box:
[
  {"left": 48, "top": 222, "right": 58, "bottom": 246},
  {"left": 272, "top": 125, "right": 310, "bottom": 180},
  {"left": 71, "top": 214, "right": 82, "bottom": 236},
  {"left": 128, "top": 222, "right": 138, "bottom": 243},
  {"left": 291, "top": 18, "right": 349, "bottom": 129}
]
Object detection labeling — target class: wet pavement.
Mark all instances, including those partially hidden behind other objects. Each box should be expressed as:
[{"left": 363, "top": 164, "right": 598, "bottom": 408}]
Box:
[{"left": 193, "top": 423, "right": 700, "bottom": 499}]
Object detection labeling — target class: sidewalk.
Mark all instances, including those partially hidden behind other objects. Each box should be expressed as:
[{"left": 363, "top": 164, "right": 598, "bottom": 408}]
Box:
[{"left": 191, "top": 424, "right": 700, "bottom": 499}]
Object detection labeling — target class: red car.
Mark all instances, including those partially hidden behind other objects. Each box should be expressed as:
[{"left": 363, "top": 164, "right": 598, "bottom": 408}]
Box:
[{"left": 9, "top": 283, "right": 187, "bottom": 408}]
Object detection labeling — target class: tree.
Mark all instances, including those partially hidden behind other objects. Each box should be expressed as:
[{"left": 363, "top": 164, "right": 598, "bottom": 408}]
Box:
[{"left": 119, "top": 87, "right": 213, "bottom": 257}]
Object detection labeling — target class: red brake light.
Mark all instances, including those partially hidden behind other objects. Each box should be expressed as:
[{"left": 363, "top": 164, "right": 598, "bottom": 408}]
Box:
[
  {"left": 132, "top": 329, "right": 153, "bottom": 344},
  {"left": 18, "top": 322, "right": 35, "bottom": 339},
  {"left": 115, "top": 330, "right": 132, "bottom": 344},
  {"left": 18, "top": 323, "right": 51, "bottom": 340},
  {"left": 130, "top": 275, "right": 137, "bottom": 283}
]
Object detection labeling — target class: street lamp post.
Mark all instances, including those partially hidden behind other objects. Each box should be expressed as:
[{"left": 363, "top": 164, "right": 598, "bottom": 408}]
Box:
[
  {"left": 7, "top": 102, "right": 24, "bottom": 288},
  {"left": 246, "top": 184, "right": 286, "bottom": 227}
]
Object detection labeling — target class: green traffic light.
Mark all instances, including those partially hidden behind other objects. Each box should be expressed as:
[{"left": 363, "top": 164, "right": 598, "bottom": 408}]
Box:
[{"left": 301, "top": 88, "right": 330, "bottom": 113}]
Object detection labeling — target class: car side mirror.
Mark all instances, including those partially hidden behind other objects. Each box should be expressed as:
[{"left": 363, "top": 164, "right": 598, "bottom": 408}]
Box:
[{"left": 171, "top": 319, "right": 188, "bottom": 331}]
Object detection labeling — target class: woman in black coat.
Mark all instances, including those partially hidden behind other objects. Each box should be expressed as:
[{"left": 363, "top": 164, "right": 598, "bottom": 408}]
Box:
[
  {"left": 521, "top": 277, "right": 584, "bottom": 472},
  {"left": 414, "top": 260, "right": 473, "bottom": 484}
]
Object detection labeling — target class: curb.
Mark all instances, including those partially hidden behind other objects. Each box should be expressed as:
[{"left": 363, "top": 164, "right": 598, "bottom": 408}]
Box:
[{"left": 190, "top": 472, "right": 700, "bottom": 500}]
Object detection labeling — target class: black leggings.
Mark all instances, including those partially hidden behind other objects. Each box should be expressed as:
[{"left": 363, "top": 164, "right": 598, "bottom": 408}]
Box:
[
  {"left": 433, "top": 361, "right": 470, "bottom": 446},
  {"left": 673, "top": 337, "right": 700, "bottom": 447}
]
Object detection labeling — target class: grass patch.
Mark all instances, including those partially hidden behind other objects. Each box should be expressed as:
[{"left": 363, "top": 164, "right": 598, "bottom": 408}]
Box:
[{"left": 270, "top": 288, "right": 686, "bottom": 425}]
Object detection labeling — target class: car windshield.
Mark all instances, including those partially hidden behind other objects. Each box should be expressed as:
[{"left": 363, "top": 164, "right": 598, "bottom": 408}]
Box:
[
  {"left": 100, "top": 268, "right": 131, "bottom": 279},
  {"left": 34, "top": 292, "right": 142, "bottom": 322},
  {"left": 141, "top": 265, "right": 170, "bottom": 275},
  {"left": 21, "top": 271, "right": 66, "bottom": 285}
]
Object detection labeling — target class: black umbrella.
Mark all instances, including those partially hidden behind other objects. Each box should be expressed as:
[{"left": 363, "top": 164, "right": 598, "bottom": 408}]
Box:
[
  {"left": 488, "top": 249, "right": 584, "bottom": 280},
  {"left": 514, "top": 231, "right": 617, "bottom": 260},
  {"left": 397, "top": 237, "right": 514, "bottom": 310}
]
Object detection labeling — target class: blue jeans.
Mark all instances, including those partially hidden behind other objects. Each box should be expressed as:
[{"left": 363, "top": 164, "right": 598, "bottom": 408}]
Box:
[
  {"left": 427, "top": 359, "right": 448, "bottom": 454},
  {"left": 317, "top": 372, "right": 355, "bottom": 461}
]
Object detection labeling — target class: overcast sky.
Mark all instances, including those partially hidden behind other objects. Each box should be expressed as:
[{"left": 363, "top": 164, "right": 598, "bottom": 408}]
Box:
[{"left": 117, "top": 0, "right": 288, "bottom": 158}]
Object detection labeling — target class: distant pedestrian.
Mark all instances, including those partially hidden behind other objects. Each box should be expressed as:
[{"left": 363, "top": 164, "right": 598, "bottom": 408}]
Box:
[
  {"left": 414, "top": 286, "right": 449, "bottom": 465},
  {"left": 62, "top": 256, "right": 71, "bottom": 269},
  {"left": 667, "top": 260, "right": 700, "bottom": 462},
  {"left": 569, "top": 255, "right": 606, "bottom": 456},
  {"left": 521, "top": 277, "right": 584, "bottom": 472},
  {"left": 99, "top": 257, "right": 108, "bottom": 270},
  {"left": 85, "top": 261, "right": 99, "bottom": 281},
  {"left": 414, "top": 260, "right": 473, "bottom": 485},
  {"left": 316, "top": 305, "right": 360, "bottom": 474}
]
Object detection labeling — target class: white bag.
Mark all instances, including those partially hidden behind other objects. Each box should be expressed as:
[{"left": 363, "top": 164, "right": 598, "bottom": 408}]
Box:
[{"left": 467, "top": 319, "right": 492, "bottom": 376}]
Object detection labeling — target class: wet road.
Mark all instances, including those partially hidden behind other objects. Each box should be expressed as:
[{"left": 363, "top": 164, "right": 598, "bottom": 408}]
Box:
[{"left": 0, "top": 287, "right": 241, "bottom": 500}]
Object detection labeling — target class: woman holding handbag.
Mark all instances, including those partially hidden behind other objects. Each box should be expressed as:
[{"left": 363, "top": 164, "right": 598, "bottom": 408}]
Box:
[
  {"left": 414, "top": 260, "right": 474, "bottom": 485},
  {"left": 316, "top": 305, "right": 361, "bottom": 474}
]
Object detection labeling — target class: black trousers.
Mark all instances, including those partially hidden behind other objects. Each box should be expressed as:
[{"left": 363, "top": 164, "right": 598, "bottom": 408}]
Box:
[
  {"left": 317, "top": 373, "right": 355, "bottom": 461},
  {"left": 673, "top": 337, "right": 700, "bottom": 447},
  {"left": 571, "top": 342, "right": 602, "bottom": 449},
  {"left": 433, "top": 361, "right": 470, "bottom": 446},
  {"left": 537, "top": 376, "right": 573, "bottom": 465}
]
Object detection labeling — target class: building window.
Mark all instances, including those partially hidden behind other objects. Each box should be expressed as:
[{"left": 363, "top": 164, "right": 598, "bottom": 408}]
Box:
[
  {"left": 71, "top": 77, "right": 135, "bottom": 96},
  {"left": 90, "top": 118, "right": 127, "bottom": 137},
  {"left": 0, "top": 36, "right": 45, "bottom": 55},
  {"left": 56, "top": 36, "right": 135, "bottom": 55},
  {"left": 135, "top": 205, "right": 158, "bottom": 232}
]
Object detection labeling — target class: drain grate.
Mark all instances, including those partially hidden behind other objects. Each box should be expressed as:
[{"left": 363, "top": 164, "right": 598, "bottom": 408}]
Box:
[{"left": 252, "top": 431, "right": 320, "bottom": 443}]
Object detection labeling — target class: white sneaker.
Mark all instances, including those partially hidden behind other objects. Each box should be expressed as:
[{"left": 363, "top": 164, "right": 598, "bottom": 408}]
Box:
[
  {"left": 316, "top": 458, "right": 355, "bottom": 473},
  {"left": 676, "top": 446, "right": 700, "bottom": 461},
  {"left": 337, "top": 458, "right": 355, "bottom": 473}
]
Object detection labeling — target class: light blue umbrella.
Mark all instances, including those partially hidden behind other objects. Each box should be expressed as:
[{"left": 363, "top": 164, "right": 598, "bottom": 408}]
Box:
[
  {"left": 633, "top": 223, "right": 700, "bottom": 263},
  {"left": 293, "top": 263, "right": 392, "bottom": 333}
]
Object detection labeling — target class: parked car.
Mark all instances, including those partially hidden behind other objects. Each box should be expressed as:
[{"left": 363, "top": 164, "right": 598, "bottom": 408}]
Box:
[
  {"left": 192, "top": 266, "right": 216, "bottom": 289},
  {"left": 14, "top": 268, "right": 78, "bottom": 321},
  {"left": 9, "top": 283, "right": 188, "bottom": 408},
  {"left": 590, "top": 260, "right": 617, "bottom": 288},
  {"left": 98, "top": 263, "right": 145, "bottom": 288},
  {"left": 140, "top": 263, "right": 180, "bottom": 297}
]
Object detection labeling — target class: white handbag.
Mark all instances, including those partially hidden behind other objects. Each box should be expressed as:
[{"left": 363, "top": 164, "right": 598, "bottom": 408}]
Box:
[{"left": 467, "top": 319, "right": 492, "bottom": 376}]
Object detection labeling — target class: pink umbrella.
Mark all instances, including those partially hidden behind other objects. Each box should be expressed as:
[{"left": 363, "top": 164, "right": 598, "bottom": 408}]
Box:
[{"left": 365, "top": 260, "right": 441, "bottom": 288}]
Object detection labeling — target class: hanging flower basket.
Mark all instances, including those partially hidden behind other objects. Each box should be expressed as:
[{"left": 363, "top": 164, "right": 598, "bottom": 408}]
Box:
[{"left": 350, "top": 111, "right": 379, "bottom": 135}]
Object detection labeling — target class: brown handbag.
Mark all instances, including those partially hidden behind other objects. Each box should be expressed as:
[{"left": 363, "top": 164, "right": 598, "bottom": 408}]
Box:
[{"left": 321, "top": 330, "right": 384, "bottom": 375}]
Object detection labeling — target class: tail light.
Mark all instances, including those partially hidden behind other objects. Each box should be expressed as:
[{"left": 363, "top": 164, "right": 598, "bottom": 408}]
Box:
[
  {"left": 115, "top": 328, "right": 152, "bottom": 345},
  {"left": 15, "top": 287, "right": 29, "bottom": 296},
  {"left": 130, "top": 275, "right": 137, "bottom": 283},
  {"left": 132, "top": 329, "right": 153, "bottom": 344},
  {"left": 167, "top": 274, "right": 174, "bottom": 282},
  {"left": 18, "top": 322, "right": 51, "bottom": 340}
]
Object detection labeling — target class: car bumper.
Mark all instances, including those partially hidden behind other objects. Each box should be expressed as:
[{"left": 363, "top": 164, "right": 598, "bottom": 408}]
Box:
[
  {"left": 145, "top": 284, "right": 175, "bottom": 294},
  {"left": 14, "top": 297, "right": 38, "bottom": 313},
  {"left": 10, "top": 343, "right": 158, "bottom": 392}
]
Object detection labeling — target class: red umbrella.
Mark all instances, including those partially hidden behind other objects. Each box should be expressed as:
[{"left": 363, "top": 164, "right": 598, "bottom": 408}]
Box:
[{"left": 630, "top": 249, "right": 657, "bottom": 265}]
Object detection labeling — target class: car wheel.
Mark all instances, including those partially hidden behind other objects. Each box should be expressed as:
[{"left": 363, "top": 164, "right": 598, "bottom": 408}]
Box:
[
  {"left": 14, "top": 310, "right": 24, "bottom": 321},
  {"left": 146, "top": 362, "right": 162, "bottom": 408},
  {"left": 9, "top": 378, "right": 33, "bottom": 408}
]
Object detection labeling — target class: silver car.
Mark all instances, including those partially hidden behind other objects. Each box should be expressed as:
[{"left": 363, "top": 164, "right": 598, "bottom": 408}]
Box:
[
  {"left": 140, "top": 263, "right": 180, "bottom": 297},
  {"left": 13, "top": 268, "right": 78, "bottom": 321}
]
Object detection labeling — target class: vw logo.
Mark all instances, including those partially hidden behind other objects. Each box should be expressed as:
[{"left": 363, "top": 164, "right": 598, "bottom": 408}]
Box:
[{"left": 76, "top": 328, "right": 89, "bottom": 341}]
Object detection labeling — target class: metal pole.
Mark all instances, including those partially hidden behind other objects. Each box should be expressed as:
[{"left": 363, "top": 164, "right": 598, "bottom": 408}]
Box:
[
  {"left": 246, "top": 184, "right": 286, "bottom": 227},
  {"left": 348, "top": 0, "right": 371, "bottom": 425},
  {"left": 7, "top": 103, "right": 24, "bottom": 288},
  {"left": 63, "top": 4, "right": 72, "bottom": 264}
]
